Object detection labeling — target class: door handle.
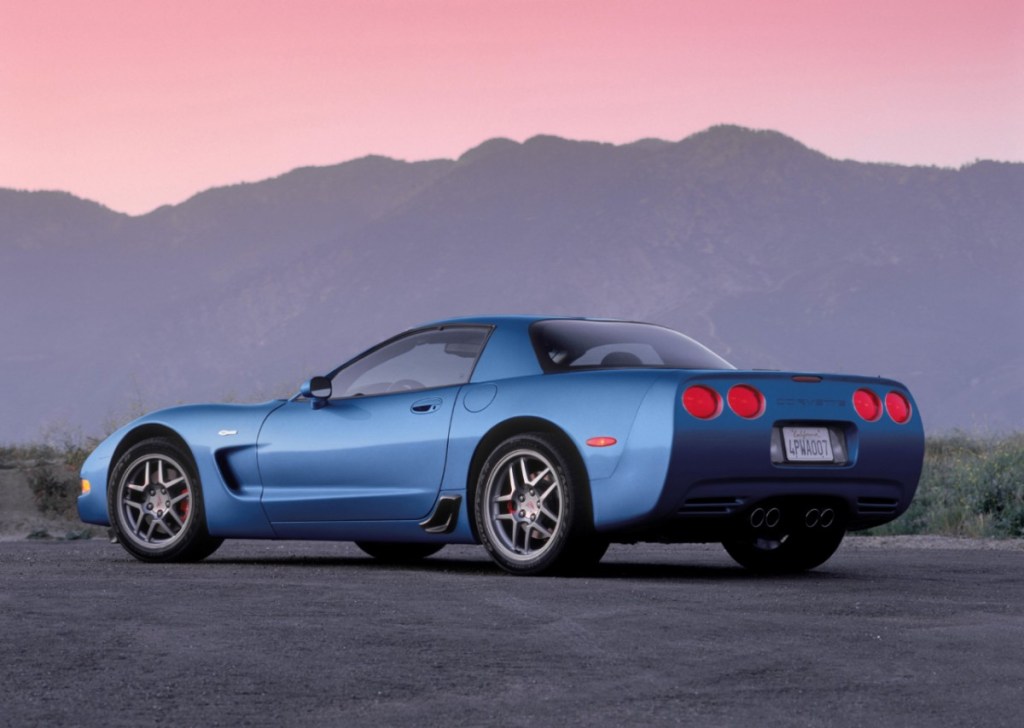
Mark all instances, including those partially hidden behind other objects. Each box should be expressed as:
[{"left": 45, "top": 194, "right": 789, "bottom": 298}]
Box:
[{"left": 411, "top": 397, "right": 443, "bottom": 414}]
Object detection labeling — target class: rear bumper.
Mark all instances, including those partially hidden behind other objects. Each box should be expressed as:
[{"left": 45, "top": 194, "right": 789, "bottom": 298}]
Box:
[
  {"left": 676, "top": 475, "right": 908, "bottom": 530},
  {"left": 590, "top": 371, "right": 924, "bottom": 540},
  {"left": 605, "top": 474, "right": 914, "bottom": 543},
  {"left": 677, "top": 476, "right": 909, "bottom": 528}
]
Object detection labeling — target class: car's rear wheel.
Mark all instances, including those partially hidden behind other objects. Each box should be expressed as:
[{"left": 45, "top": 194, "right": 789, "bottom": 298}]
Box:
[
  {"left": 108, "top": 438, "right": 223, "bottom": 562},
  {"left": 475, "top": 433, "right": 600, "bottom": 575},
  {"left": 355, "top": 542, "right": 445, "bottom": 563},
  {"left": 723, "top": 529, "right": 845, "bottom": 573}
]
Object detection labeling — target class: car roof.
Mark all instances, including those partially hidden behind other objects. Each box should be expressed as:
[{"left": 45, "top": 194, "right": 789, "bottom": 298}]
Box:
[
  {"left": 414, "top": 315, "right": 669, "bottom": 382},
  {"left": 418, "top": 314, "right": 587, "bottom": 328}
]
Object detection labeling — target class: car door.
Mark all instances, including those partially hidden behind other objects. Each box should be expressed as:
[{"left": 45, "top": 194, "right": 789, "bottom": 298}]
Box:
[{"left": 257, "top": 326, "right": 490, "bottom": 522}]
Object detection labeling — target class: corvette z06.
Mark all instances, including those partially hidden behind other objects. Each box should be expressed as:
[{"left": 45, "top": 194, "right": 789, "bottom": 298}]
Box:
[{"left": 78, "top": 316, "right": 924, "bottom": 575}]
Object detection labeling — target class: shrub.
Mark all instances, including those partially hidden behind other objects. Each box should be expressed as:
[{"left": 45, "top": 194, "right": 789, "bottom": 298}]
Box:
[
  {"left": 870, "top": 433, "right": 1024, "bottom": 538},
  {"left": 27, "top": 463, "right": 82, "bottom": 519},
  {"left": 4, "top": 432, "right": 95, "bottom": 522}
]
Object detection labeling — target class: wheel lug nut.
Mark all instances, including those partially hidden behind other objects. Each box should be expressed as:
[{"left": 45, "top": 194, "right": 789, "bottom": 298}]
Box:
[
  {"left": 146, "top": 503, "right": 153, "bottom": 511},
  {"left": 519, "top": 495, "right": 525, "bottom": 502},
  {"left": 519, "top": 510, "right": 526, "bottom": 517},
  {"left": 530, "top": 514, "right": 536, "bottom": 522}
]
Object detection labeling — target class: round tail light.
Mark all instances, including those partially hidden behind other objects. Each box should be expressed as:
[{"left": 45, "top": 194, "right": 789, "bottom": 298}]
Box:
[
  {"left": 683, "top": 385, "right": 721, "bottom": 419},
  {"left": 885, "top": 391, "right": 912, "bottom": 424},
  {"left": 853, "top": 388, "right": 882, "bottom": 421},
  {"left": 727, "top": 385, "right": 765, "bottom": 419}
]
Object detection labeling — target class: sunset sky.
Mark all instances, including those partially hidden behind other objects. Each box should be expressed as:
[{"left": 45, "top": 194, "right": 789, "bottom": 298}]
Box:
[{"left": 2, "top": 0, "right": 1022, "bottom": 215}]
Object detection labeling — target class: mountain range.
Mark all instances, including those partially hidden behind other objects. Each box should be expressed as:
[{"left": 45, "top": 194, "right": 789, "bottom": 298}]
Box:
[{"left": 1, "top": 125, "right": 1021, "bottom": 443}]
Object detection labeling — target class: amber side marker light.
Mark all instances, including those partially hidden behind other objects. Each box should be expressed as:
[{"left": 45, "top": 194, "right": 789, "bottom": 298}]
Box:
[
  {"left": 586, "top": 437, "right": 618, "bottom": 448},
  {"left": 81, "top": 479, "right": 91, "bottom": 495}
]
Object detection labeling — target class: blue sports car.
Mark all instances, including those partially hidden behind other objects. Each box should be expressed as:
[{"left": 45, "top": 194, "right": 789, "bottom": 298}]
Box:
[{"left": 78, "top": 316, "right": 924, "bottom": 575}]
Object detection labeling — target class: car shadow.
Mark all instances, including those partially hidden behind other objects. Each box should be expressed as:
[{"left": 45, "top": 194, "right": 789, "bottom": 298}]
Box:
[
  {"left": 199, "top": 550, "right": 851, "bottom": 582},
  {"left": 585, "top": 560, "right": 850, "bottom": 582}
]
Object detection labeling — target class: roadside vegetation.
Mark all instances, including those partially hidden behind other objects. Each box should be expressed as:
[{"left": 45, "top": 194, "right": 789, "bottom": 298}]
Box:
[
  {"left": 2, "top": 433, "right": 1022, "bottom": 538},
  {"left": 866, "top": 433, "right": 1024, "bottom": 539},
  {"left": 0, "top": 434, "right": 95, "bottom": 527}
]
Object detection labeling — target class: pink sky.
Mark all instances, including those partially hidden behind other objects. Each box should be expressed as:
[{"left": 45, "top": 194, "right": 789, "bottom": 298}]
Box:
[{"left": 2, "top": 0, "right": 1022, "bottom": 215}]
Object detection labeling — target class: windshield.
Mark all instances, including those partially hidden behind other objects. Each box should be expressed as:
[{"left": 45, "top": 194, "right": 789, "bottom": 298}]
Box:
[{"left": 530, "top": 320, "right": 734, "bottom": 372}]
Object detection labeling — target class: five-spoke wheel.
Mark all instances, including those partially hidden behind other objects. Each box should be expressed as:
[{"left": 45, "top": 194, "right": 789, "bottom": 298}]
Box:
[
  {"left": 475, "top": 433, "right": 603, "bottom": 575},
  {"left": 108, "top": 438, "right": 223, "bottom": 562}
]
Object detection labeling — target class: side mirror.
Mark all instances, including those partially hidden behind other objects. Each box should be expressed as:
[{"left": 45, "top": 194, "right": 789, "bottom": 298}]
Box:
[{"left": 300, "top": 376, "right": 332, "bottom": 409}]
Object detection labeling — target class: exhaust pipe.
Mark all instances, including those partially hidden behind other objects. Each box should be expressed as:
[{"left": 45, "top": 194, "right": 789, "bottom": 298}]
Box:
[
  {"left": 750, "top": 507, "right": 783, "bottom": 529},
  {"left": 804, "top": 507, "right": 837, "bottom": 529},
  {"left": 749, "top": 505, "right": 839, "bottom": 531}
]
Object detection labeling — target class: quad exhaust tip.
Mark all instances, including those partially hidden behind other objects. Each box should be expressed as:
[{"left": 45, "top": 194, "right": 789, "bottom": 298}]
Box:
[
  {"left": 749, "top": 507, "right": 781, "bottom": 529},
  {"left": 804, "top": 508, "right": 836, "bottom": 528},
  {"left": 748, "top": 506, "right": 837, "bottom": 530}
]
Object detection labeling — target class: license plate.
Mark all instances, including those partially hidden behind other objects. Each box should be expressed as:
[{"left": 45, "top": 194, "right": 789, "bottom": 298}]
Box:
[{"left": 782, "top": 426, "right": 834, "bottom": 462}]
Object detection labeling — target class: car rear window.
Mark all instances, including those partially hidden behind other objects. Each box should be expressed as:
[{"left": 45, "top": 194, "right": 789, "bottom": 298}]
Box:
[{"left": 530, "top": 320, "right": 734, "bottom": 372}]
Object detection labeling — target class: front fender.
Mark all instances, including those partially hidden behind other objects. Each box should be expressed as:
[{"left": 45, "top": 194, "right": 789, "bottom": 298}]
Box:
[{"left": 78, "top": 402, "right": 285, "bottom": 537}]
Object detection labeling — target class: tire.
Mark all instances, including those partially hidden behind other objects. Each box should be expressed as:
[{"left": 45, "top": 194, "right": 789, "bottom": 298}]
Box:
[
  {"left": 355, "top": 542, "right": 445, "bottom": 563},
  {"left": 475, "top": 433, "right": 600, "bottom": 575},
  {"left": 107, "top": 438, "right": 223, "bottom": 563},
  {"left": 723, "top": 529, "right": 845, "bottom": 574}
]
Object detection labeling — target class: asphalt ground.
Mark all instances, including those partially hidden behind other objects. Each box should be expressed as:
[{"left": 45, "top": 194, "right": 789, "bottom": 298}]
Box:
[{"left": 2, "top": 537, "right": 1022, "bottom": 727}]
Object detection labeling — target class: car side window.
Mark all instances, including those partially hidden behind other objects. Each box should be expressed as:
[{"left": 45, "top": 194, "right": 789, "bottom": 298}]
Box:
[
  {"left": 530, "top": 319, "right": 734, "bottom": 371},
  {"left": 571, "top": 343, "right": 663, "bottom": 367},
  {"left": 330, "top": 327, "right": 489, "bottom": 398}
]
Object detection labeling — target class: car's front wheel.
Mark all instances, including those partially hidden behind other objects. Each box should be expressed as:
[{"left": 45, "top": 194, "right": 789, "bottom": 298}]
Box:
[
  {"left": 723, "top": 529, "right": 845, "bottom": 573},
  {"left": 107, "top": 438, "right": 223, "bottom": 563},
  {"left": 475, "top": 433, "right": 600, "bottom": 575}
]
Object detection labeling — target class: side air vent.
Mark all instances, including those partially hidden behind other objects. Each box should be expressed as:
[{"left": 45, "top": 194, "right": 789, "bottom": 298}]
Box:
[{"left": 419, "top": 495, "right": 463, "bottom": 534}]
